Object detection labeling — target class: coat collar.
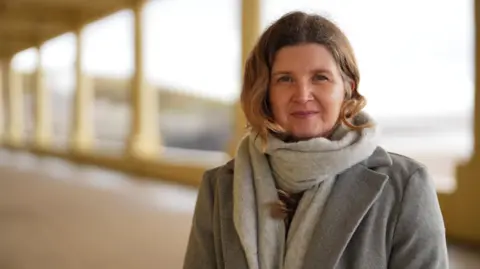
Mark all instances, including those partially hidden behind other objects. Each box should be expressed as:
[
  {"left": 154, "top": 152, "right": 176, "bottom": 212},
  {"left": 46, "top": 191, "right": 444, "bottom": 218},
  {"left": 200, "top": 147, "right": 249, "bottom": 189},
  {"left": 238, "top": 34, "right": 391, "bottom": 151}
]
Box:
[
  {"left": 225, "top": 146, "right": 393, "bottom": 269},
  {"left": 361, "top": 146, "right": 393, "bottom": 168},
  {"left": 302, "top": 146, "right": 392, "bottom": 269}
]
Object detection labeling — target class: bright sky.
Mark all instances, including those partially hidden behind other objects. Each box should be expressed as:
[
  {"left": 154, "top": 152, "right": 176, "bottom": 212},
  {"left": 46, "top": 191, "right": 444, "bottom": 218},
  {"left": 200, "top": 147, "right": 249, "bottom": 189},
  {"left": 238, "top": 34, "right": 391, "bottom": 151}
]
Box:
[{"left": 12, "top": 0, "right": 474, "bottom": 118}]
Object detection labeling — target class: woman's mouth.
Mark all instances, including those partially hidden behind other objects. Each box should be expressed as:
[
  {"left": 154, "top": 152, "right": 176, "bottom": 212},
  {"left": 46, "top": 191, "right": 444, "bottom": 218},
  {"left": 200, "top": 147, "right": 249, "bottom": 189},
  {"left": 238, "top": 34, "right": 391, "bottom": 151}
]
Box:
[{"left": 290, "top": 111, "right": 319, "bottom": 118}]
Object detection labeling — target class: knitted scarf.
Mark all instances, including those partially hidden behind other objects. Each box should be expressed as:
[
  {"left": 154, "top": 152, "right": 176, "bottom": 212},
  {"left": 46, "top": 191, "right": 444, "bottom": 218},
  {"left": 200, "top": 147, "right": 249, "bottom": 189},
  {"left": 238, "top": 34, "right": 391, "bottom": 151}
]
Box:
[{"left": 233, "top": 112, "right": 379, "bottom": 269}]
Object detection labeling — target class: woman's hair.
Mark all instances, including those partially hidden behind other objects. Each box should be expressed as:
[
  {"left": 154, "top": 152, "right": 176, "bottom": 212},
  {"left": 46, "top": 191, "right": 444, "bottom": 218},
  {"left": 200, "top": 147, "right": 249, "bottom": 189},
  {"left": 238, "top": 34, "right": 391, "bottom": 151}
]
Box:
[{"left": 241, "top": 11, "right": 369, "bottom": 142}]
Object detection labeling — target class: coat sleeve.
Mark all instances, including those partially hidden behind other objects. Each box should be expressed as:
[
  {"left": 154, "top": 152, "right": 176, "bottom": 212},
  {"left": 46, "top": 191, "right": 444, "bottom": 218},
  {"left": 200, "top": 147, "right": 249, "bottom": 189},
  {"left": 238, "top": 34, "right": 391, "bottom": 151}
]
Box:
[
  {"left": 183, "top": 170, "right": 218, "bottom": 269},
  {"left": 388, "top": 166, "right": 449, "bottom": 269}
]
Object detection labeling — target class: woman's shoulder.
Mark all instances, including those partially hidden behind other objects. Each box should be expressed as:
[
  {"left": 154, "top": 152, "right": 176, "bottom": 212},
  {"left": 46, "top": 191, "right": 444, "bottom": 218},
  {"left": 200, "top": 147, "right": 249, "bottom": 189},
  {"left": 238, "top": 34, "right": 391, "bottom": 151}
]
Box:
[
  {"left": 373, "top": 148, "right": 435, "bottom": 198},
  {"left": 367, "top": 148, "right": 442, "bottom": 234},
  {"left": 198, "top": 160, "right": 236, "bottom": 208},
  {"left": 377, "top": 150, "right": 446, "bottom": 257},
  {"left": 383, "top": 150, "right": 428, "bottom": 179},
  {"left": 363, "top": 146, "right": 428, "bottom": 181},
  {"left": 202, "top": 159, "right": 236, "bottom": 186}
]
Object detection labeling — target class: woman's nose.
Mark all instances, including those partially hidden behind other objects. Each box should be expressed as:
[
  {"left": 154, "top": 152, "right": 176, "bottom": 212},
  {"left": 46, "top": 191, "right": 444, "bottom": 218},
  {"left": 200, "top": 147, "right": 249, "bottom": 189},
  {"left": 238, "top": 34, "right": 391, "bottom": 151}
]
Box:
[{"left": 292, "top": 82, "right": 314, "bottom": 103}]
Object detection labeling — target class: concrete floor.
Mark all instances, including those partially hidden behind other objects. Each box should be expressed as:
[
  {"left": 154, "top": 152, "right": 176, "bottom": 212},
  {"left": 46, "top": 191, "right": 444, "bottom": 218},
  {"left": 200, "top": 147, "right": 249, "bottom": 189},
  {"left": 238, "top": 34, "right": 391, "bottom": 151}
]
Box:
[{"left": 0, "top": 150, "right": 479, "bottom": 269}]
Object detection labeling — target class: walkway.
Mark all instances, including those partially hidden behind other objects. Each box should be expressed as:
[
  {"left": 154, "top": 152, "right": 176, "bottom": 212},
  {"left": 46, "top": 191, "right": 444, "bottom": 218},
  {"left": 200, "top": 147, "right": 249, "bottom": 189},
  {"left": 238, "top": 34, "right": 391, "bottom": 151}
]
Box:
[{"left": 0, "top": 150, "right": 479, "bottom": 268}]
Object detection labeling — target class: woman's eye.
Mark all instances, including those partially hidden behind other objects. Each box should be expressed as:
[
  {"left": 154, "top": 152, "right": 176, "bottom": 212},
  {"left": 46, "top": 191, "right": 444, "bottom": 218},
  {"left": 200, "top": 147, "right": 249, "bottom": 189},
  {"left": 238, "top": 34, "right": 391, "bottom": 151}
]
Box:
[
  {"left": 277, "top": 76, "right": 293, "bottom": 83},
  {"left": 313, "top": 74, "right": 328, "bottom": 81}
]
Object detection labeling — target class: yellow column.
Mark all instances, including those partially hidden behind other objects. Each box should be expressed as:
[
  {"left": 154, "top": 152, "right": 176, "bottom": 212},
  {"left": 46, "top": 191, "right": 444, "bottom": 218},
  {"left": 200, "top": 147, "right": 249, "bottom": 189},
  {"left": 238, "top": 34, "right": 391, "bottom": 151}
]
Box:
[
  {"left": 70, "top": 26, "right": 94, "bottom": 153},
  {"left": 0, "top": 61, "right": 4, "bottom": 142},
  {"left": 127, "top": 0, "right": 161, "bottom": 159},
  {"left": 33, "top": 46, "right": 51, "bottom": 149},
  {"left": 228, "top": 0, "right": 261, "bottom": 156},
  {"left": 6, "top": 59, "right": 24, "bottom": 147},
  {"left": 439, "top": 0, "right": 480, "bottom": 244}
]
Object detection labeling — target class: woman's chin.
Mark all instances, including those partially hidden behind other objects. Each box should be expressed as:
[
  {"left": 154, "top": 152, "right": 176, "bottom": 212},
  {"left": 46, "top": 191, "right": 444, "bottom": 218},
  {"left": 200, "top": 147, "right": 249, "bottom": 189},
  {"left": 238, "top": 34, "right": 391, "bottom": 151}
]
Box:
[
  {"left": 289, "top": 130, "right": 322, "bottom": 141},
  {"left": 289, "top": 126, "right": 331, "bottom": 141}
]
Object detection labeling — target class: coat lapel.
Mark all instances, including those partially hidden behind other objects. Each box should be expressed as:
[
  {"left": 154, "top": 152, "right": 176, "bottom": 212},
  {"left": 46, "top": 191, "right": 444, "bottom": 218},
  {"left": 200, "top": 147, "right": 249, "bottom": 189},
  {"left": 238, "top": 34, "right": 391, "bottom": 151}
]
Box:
[{"left": 302, "top": 160, "right": 389, "bottom": 269}]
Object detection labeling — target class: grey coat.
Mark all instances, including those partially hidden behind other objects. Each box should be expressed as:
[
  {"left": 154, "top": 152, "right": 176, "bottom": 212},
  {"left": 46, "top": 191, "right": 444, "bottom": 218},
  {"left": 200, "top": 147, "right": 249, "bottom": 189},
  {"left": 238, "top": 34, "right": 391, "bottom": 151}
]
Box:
[{"left": 183, "top": 147, "right": 449, "bottom": 269}]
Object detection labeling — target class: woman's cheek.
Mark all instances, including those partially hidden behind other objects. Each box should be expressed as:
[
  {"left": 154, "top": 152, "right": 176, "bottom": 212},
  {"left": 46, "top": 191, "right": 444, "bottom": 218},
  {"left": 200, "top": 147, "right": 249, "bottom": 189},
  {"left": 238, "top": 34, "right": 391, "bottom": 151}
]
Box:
[{"left": 329, "top": 87, "right": 344, "bottom": 101}]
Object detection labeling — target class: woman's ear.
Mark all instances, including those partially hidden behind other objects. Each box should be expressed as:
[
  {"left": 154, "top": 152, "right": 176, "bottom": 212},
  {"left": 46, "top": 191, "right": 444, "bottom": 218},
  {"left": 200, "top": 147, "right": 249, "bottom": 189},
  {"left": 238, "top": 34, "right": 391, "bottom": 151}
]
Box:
[
  {"left": 344, "top": 86, "right": 352, "bottom": 99},
  {"left": 350, "top": 81, "right": 356, "bottom": 93}
]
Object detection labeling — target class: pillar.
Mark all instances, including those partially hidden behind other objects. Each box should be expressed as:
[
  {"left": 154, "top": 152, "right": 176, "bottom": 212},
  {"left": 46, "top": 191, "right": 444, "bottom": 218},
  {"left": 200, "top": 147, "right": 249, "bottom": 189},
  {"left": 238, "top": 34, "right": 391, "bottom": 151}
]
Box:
[
  {"left": 33, "top": 45, "right": 51, "bottom": 149},
  {"left": 126, "top": 0, "right": 161, "bottom": 159},
  {"left": 0, "top": 61, "right": 4, "bottom": 141},
  {"left": 6, "top": 59, "right": 24, "bottom": 147},
  {"left": 227, "top": 0, "right": 261, "bottom": 156},
  {"left": 439, "top": 0, "right": 480, "bottom": 244},
  {"left": 70, "top": 26, "right": 94, "bottom": 153}
]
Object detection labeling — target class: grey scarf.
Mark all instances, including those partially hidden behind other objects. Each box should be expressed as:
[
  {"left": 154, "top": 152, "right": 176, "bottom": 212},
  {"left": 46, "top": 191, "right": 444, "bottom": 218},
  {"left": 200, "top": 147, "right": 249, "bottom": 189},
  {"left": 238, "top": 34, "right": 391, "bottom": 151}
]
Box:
[{"left": 233, "top": 112, "right": 379, "bottom": 269}]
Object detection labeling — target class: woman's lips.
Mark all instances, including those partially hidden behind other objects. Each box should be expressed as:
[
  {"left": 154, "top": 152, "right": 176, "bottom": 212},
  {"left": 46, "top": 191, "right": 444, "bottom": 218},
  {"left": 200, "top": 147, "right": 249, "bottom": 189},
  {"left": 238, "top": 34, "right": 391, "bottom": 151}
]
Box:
[{"left": 290, "top": 111, "right": 319, "bottom": 118}]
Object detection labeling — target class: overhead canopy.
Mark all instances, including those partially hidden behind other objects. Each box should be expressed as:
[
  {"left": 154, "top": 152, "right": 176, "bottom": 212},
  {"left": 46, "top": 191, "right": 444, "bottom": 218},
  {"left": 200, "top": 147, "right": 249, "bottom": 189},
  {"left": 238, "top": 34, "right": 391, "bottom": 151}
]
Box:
[{"left": 0, "top": 0, "right": 137, "bottom": 59}]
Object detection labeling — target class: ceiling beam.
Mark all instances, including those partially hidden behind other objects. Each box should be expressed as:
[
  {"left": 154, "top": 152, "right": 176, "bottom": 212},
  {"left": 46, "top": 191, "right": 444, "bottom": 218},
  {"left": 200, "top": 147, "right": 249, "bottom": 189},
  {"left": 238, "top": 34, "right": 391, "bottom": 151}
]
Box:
[
  {"left": 0, "top": 38, "right": 39, "bottom": 48},
  {"left": 0, "top": 4, "right": 93, "bottom": 26},
  {"left": 0, "top": 0, "right": 137, "bottom": 57},
  {"left": 0, "top": 40, "right": 35, "bottom": 51},
  {"left": 0, "top": 32, "right": 44, "bottom": 44},
  {"left": 0, "top": 19, "right": 68, "bottom": 36}
]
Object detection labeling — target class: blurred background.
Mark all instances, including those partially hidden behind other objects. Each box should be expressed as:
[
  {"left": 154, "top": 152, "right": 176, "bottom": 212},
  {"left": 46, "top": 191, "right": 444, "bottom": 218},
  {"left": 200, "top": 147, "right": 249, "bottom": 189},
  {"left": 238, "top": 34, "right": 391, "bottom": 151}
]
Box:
[{"left": 0, "top": 0, "right": 479, "bottom": 268}]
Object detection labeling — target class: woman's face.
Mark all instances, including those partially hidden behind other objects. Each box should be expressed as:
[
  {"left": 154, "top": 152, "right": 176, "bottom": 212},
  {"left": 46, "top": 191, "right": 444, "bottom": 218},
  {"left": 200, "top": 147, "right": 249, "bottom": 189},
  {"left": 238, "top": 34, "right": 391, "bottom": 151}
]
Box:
[{"left": 269, "top": 43, "right": 346, "bottom": 140}]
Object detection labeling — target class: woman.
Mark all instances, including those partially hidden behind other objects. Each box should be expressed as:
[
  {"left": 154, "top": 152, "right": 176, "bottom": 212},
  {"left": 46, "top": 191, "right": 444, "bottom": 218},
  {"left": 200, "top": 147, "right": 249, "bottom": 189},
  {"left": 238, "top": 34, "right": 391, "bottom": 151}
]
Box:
[{"left": 183, "top": 11, "right": 448, "bottom": 269}]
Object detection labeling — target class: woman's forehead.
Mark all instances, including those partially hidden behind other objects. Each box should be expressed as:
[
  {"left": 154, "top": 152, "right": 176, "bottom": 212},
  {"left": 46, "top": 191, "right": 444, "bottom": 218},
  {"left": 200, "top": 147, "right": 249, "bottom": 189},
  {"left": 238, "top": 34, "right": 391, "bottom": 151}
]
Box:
[{"left": 271, "top": 44, "right": 339, "bottom": 74}]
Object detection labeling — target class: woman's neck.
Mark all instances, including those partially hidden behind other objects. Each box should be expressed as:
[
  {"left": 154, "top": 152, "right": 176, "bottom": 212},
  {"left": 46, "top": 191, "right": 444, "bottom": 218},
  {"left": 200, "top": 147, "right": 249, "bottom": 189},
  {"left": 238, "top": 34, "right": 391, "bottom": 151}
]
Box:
[{"left": 268, "top": 122, "right": 341, "bottom": 143}]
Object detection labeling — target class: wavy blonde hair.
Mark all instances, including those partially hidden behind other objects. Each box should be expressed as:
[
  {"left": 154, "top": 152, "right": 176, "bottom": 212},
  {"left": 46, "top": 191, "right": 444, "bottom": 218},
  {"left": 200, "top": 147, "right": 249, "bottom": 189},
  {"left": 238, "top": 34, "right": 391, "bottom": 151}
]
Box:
[{"left": 241, "top": 11, "right": 371, "bottom": 143}]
